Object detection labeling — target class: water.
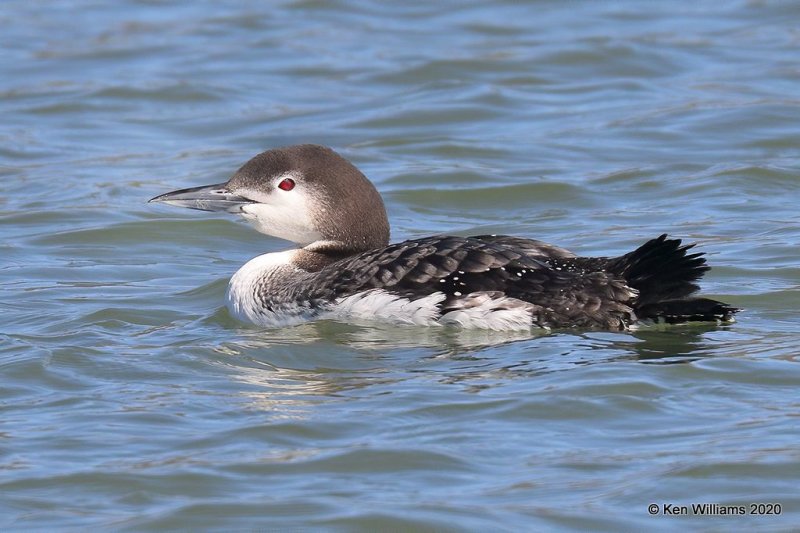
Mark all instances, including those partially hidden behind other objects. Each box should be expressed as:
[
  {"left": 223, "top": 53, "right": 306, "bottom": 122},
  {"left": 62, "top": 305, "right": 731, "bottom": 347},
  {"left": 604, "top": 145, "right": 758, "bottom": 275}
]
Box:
[{"left": 2, "top": 1, "right": 799, "bottom": 530}]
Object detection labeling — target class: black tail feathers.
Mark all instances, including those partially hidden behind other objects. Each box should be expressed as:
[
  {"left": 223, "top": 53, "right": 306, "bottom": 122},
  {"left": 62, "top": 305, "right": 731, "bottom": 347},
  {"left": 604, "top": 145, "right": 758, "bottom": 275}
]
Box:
[
  {"left": 608, "top": 234, "right": 739, "bottom": 323},
  {"left": 608, "top": 234, "right": 707, "bottom": 305},
  {"left": 636, "top": 298, "right": 739, "bottom": 324}
]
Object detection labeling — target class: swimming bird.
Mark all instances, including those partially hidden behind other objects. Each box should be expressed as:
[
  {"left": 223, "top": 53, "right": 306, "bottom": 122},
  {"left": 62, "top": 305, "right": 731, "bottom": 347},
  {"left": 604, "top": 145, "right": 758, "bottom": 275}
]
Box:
[{"left": 149, "top": 144, "right": 738, "bottom": 331}]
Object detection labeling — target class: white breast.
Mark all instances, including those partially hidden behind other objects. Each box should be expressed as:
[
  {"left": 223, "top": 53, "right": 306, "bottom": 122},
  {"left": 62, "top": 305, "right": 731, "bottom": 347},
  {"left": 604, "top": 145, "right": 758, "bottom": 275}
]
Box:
[{"left": 225, "top": 250, "right": 309, "bottom": 327}]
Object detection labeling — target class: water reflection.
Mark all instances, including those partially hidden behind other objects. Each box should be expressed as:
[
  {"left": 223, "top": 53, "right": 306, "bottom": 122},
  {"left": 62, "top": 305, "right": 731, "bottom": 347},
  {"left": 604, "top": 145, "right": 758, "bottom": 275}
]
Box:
[
  {"left": 221, "top": 317, "right": 741, "bottom": 363},
  {"left": 211, "top": 318, "right": 741, "bottom": 412},
  {"left": 614, "top": 325, "right": 744, "bottom": 363}
]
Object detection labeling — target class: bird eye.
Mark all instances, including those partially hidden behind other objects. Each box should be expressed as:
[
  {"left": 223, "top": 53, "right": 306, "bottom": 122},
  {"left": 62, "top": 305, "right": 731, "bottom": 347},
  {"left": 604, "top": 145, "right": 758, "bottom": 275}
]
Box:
[{"left": 278, "top": 178, "right": 295, "bottom": 191}]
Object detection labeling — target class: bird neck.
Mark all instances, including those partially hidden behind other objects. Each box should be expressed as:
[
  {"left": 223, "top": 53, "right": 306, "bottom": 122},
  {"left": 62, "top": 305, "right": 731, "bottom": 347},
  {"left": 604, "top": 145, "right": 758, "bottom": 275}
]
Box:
[{"left": 296, "top": 240, "right": 364, "bottom": 272}]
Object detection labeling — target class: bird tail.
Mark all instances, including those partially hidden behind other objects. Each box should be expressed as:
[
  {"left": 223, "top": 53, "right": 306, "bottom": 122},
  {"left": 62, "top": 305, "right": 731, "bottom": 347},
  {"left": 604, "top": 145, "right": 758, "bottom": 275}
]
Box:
[
  {"left": 607, "top": 234, "right": 738, "bottom": 323},
  {"left": 635, "top": 298, "right": 738, "bottom": 324}
]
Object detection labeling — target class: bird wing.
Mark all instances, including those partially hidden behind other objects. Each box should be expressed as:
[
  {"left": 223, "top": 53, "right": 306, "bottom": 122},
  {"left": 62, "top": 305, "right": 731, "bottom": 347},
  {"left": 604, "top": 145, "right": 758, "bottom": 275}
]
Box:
[{"left": 312, "top": 236, "right": 637, "bottom": 329}]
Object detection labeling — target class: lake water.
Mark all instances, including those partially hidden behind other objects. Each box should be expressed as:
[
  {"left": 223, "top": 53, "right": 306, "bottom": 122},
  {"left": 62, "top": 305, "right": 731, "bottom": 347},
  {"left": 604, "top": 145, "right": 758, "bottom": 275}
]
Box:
[{"left": 2, "top": 1, "right": 799, "bottom": 531}]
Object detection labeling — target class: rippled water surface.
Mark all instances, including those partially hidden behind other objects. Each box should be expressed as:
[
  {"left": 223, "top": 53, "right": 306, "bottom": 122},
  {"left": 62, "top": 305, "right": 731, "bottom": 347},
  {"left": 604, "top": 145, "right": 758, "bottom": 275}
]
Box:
[{"left": 2, "top": 1, "right": 799, "bottom": 531}]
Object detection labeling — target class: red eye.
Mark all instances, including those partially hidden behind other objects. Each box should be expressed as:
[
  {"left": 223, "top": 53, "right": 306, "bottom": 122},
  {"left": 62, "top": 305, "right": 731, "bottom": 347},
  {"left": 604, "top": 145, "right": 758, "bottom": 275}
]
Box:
[{"left": 278, "top": 178, "right": 295, "bottom": 191}]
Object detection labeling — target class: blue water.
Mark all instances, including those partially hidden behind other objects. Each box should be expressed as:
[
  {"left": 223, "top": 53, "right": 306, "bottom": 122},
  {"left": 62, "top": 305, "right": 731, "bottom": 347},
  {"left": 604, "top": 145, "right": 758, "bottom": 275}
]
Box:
[{"left": 2, "top": 1, "right": 799, "bottom": 531}]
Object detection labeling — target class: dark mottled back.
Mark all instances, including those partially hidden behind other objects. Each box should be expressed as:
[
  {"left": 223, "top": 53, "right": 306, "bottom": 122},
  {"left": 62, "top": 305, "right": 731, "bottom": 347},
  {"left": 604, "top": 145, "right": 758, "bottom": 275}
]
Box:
[
  {"left": 291, "top": 235, "right": 638, "bottom": 329},
  {"left": 280, "top": 234, "right": 738, "bottom": 330}
]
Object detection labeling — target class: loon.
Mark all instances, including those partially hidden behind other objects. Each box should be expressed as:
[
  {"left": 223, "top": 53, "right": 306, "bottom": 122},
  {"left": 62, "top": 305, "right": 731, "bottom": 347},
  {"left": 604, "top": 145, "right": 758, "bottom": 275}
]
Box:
[{"left": 149, "top": 144, "right": 738, "bottom": 331}]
